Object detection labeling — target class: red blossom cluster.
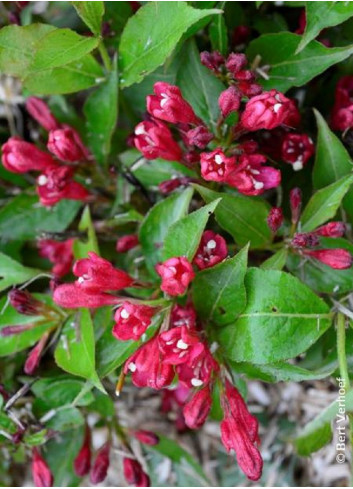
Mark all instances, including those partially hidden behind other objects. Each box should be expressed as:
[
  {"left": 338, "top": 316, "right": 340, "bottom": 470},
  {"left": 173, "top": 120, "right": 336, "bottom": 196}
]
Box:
[{"left": 331, "top": 76, "right": 353, "bottom": 132}]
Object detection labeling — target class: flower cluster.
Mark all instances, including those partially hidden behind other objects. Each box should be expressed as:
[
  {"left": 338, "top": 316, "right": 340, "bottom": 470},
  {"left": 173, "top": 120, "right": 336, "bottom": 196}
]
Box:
[
  {"left": 331, "top": 76, "right": 353, "bottom": 132},
  {"left": 1, "top": 97, "right": 90, "bottom": 206}
]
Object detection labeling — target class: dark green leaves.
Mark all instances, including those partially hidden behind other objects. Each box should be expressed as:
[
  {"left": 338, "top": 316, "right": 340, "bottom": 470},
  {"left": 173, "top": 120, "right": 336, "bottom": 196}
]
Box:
[
  {"left": 195, "top": 185, "right": 271, "bottom": 248},
  {"left": 176, "top": 40, "right": 224, "bottom": 129},
  {"left": 119, "top": 2, "right": 221, "bottom": 87},
  {"left": 0, "top": 253, "right": 41, "bottom": 292},
  {"left": 247, "top": 32, "right": 353, "bottom": 92},
  {"left": 218, "top": 268, "right": 332, "bottom": 364},
  {"left": 209, "top": 13, "right": 228, "bottom": 56},
  {"left": 193, "top": 245, "right": 248, "bottom": 327},
  {"left": 71, "top": 1, "right": 105, "bottom": 36},
  {"left": 162, "top": 199, "right": 221, "bottom": 261}
]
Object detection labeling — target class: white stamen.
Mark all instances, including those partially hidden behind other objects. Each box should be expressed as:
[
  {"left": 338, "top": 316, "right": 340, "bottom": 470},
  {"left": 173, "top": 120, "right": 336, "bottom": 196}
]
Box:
[
  {"left": 38, "top": 175, "right": 48, "bottom": 186},
  {"left": 120, "top": 308, "right": 130, "bottom": 319},
  {"left": 78, "top": 276, "right": 85, "bottom": 284},
  {"left": 160, "top": 97, "right": 168, "bottom": 108},
  {"left": 168, "top": 266, "right": 177, "bottom": 274},
  {"left": 135, "top": 125, "right": 146, "bottom": 136},
  {"left": 292, "top": 160, "right": 303, "bottom": 171},
  {"left": 191, "top": 378, "right": 203, "bottom": 387},
  {"left": 273, "top": 103, "right": 282, "bottom": 113},
  {"left": 214, "top": 155, "right": 223, "bottom": 165},
  {"left": 207, "top": 240, "right": 217, "bottom": 250},
  {"left": 128, "top": 362, "right": 137, "bottom": 372},
  {"left": 253, "top": 181, "right": 264, "bottom": 190},
  {"left": 176, "top": 339, "right": 189, "bottom": 350}
]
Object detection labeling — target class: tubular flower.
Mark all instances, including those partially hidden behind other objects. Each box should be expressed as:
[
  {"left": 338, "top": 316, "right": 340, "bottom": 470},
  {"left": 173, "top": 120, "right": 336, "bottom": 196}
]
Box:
[
  {"left": 281, "top": 133, "right": 315, "bottom": 170},
  {"left": 147, "top": 82, "right": 199, "bottom": 124},
  {"left": 116, "top": 234, "right": 139, "bottom": 253},
  {"left": 200, "top": 149, "right": 237, "bottom": 182},
  {"left": 156, "top": 256, "right": 195, "bottom": 296},
  {"left": 24, "top": 331, "right": 50, "bottom": 375},
  {"left": 112, "top": 302, "right": 155, "bottom": 341},
  {"left": 159, "top": 326, "right": 205, "bottom": 365},
  {"left": 134, "top": 119, "right": 182, "bottom": 161},
  {"left": 48, "top": 127, "right": 90, "bottom": 162},
  {"left": 90, "top": 442, "right": 110, "bottom": 484},
  {"left": 26, "top": 96, "right": 60, "bottom": 131},
  {"left": 53, "top": 284, "right": 121, "bottom": 309},
  {"left": 36, "top": 166, "right": 90, "bottom": 206},
  {"left": 177, "top": 346, "right": 219, "bottom": 388},
  {"left": 74, "top": 426, "right": 91, "bottom": 477},
  {"left": 302, "top": 248, "right": 353, "bottom": 269},
  {"left": 193, "top": 230, "right": 228, "bottom": 270},
  {"left": 240, "top": 90, "right": 292, "bottom": 131},
  {"left": 183, "top": 385, "right": 212, "bottom": 429},
  {"left": 133, "top": 430, "right": 160, "bottom": 446},
  {"left": 32, "top": 448, "right": 53, "bottom": 487},
  {"left": 2, "top": 137, "right": 57, "bottom": 174},
  {"left": 123, "top": 458, "right": 150, "bottom": 487}
]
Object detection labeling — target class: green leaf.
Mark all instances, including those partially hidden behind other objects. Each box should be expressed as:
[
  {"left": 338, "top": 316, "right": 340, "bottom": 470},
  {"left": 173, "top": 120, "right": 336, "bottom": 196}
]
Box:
[
  {"left": 23, "top": 429, "right": 48, "bottom": 447},
  {"left": 192, "top": 245, "right": 248, "bottom": 327},
  {"left": 73, "top": 206, "right": 99, "bottom": 260},
  {"left": 218, "top": 268, "right": 332, "bottom": 364},
  {"left": 84, "top": 56, "right": 118, "bottom": 165},
  {"left": 23, "top": 54, "right": 104, "bottom": 95},
  {"left": 0, "top": 194, "right": 81, "bottom": 241},
  {"left": 54, "top": 309, "right": 105, "bottom": 393},
  {"left": 28, "top": 29, "right": 99, "bottom": 72},
  {"left": 247, "top": 32, "right": 353, "bottom": 92},
  {"left": 312, "top": 109, "right": 353, "bottom": 219},
  {"left": 44, "top": 405, "right": 84, "bottom": 432},
  {"left": 261, "top": 248, "right": 288, "bottom": 270},
  {"left": 139, "top": 188, "right": 193, "bottom": 274},
  {"left": 294, "top": 388, "right": 353, "bottom": 456},
  {"left": 119, "top": 1, "right": 221, "bottom": 87},
  {"left": 301, "top": 175, "right": 353, "bottom": 232},
  {"left": 296, "top": 2, "right": 353, "bottom": 53},
  {"left": 71, "top": 1, "right": 105, "bottom": 36},
  {"left": 163, "top": 199, "right": 221, "bottom": 261},
  {"left": 176, "top": 40, "right": 224, "bottom": 129},
  {"left": 31, "top": 376, "right": 94, "bottom": 408},
  {"left": 0, "top": 294, "right": 58, "bottom": 356},
  {"left": 0, "top": 252, "right": 41, "bottom": 292},
  {"left": 194, "top": 185, "right": 271, "bottom": 248},
  {"left": 209, "top": 13, "right": 228, "bottom": 56}
]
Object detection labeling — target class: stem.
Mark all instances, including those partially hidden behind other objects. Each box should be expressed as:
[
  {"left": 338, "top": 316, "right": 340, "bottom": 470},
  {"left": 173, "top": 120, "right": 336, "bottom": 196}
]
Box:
[{"left": 98, "top": 41, "right": 111, "bottom": 72}]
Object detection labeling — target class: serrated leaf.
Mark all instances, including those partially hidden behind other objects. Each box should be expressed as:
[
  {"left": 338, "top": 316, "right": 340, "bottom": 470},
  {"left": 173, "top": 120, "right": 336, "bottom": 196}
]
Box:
[
  {"left": 192, "top": 245, "right": 248, "bottom": 326},
  {"left": 0, "top": 252, "right": 42, "bottom": 292},
  {"left": 218, "top": 268, "right": 332, "bottom": 364},
  {"left": 163, "top": 199, "right": 220, "bottom": 261},
  {"left": 247, "top": 32, "right": 353, "bottom": 92},
  {"left": 194, "top": 185, "right": 271, "bottom": 248},
  {"left": 119, "top": 1, "right": 221, "bottom": 87},
  {"left": 301, "top": 174, "right": 353, "bottom": 232},
  {"left": 71, "top": 1, "right": 105, "bottom": 36},
  {"left": 73, "top": 206, "right": 99, "bottom": 260}
]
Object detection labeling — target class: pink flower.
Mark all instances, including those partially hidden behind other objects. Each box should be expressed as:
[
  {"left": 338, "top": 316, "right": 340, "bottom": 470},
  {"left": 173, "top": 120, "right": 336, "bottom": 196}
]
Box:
[
  {"left": 314, "top": 222, "right": 345, "bottom": 238},
  {"left": 302, "top": 248, "right": 352, "bottom": 269},
  {"left": 240, "top": 90, "right": 291, "bottom": 131},
  {"left": 218, "top": 86, "right": 241, "bottom": 118},
  {"left": 177, "top": 346, "right": 219, "bottom": 388},
  {"left": 267, "top": 207, "right": 283, "bottom": 234},
  {"left": 227, "top": 154, "right": 281, "bottom": 196},
  {"left": 53, "top": 284, "right": 120, "bottom": 309},
  {"left": 74, "top": 426, "right": 91, "bottom": 477},
  {"left": 183, "top": 385, "right": 212, "bottom": 429},
  {"left": 200, "top": 50, "right": 225, "bottom": 72},
  {"left": 134, "top": 119, "right": 182, "bottom": 161},
  {"left": 193, "top": 230, "right": 228, "bottom": 270},
  {"left": 26, "top": 97, "right": 60, "bottom": 132},
  {"left": 123, "top": 458, "right": 150, "bottom": 487},
  {"left": 36, "top": 166, "right": 90, "bottom": 206},
  {"left": 24, "top": 331, "right": 50, "bottom": 375},
  {"left": 289, "top": 187, "right": 302, "bottom": 224},
  {"left": 112, "top": 302, "right": 155, "bottom": 341},
  {"left": 200, "top": 149, "right": 236, "bottom": 182},
  {"left": 281, "top": 133, "right": 314, "bottom": 170},
  {"left": 159, "top": 326, "right": 204, "bottom": 365},
  {"left": 124, "top": 336, "right": 174, "bottom": 390},
  {"left": 32, "top": 448, "right": 53, "bottom": 487},
  {"left": 184, "top": 126, "right": 213, "bottom": 149},
  {"left": 38, "top": 239, "right": 74, "bottom": 278},
  {"left": 116, "top": 234, "right": 139, "bottom": 253},
  {"left": 170, "top": 303, "right": 197, "bottom": 329},
  {"left": 2, "top": 137, "right": 57, "bottom": 174},
  {"left": 90, "top": 442, "right": 110, "bottom": 484},
  {"left": 147, "top": 82, "right": 199, "bottom": 125},
  {"left": 47, "top": 127, "right": 90, "bottom": 162},
  {"left": 133, "top": 430, "right": 159, "bottom": 446},
  {"left": 156, "top": 256, "right": 195, "bottom": 296},
  {"left": 225, "top": 53, "right": 247, "bottom": 76}
]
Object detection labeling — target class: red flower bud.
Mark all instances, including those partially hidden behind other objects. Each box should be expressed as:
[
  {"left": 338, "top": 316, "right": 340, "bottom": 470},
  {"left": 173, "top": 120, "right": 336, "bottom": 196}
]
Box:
[
  {"left": 2, "top": 137, "right": 57, "bottom": 174},
  {"left": 90, "top": 442, "right": 110, "bottom": 484},
  {"left": 183, "top": 385, "right": 212, "bottom": 429},
  {"left": 291, "top": 232, "right": 320, "bottom": 248},
  {"left": 218, "top": 87, "right": 241, "bottom": 118},
  {"left": 289, "top": 187, "right": 302, "bottom": 224},
  {"left": 225, "top": 53, "right": 247, "bottom": 76},
  {"left": 314, "top": 222, "right": 346, "bottom": 238},
  {"left": 267, "top": 207, "right": 283, "bottom": 234},
  {"left": 134, "top": 119, "right": 182, "bottom": 161},
  {"left": 32, "top": 448, "right": 53, "bottom": 487},
  {"left": 240, "top": 90, "right": 292, "bottom": 131},
  {"left": 47, "top": 127, "right": 89, "bottom": 162},
  {"left": 156, "top": 256, "right": 195, "bottom": 296},
  {"left": 116, "top": 234, "right": 139, "bottom": 253},
  {"left": 158, "top": 177, "right": 185, "bottom": 195},
  {"left": 24, "top": 331, "right": 50, "bottom": 375},
  {"left": 331, "top": 106, "right": 353, "bottom": 131},
  {"left": 8, "top": 289, "right": 43, "bottom": 316},
  {"left": 147, "top": 82, "right": 199, "bottom": 125},
  {"left": 53, "top": 284, "right": 121, "bottom": 309},
  {"left": 123, "top": 458, "right": 150, "bottom": 487},
  {"left": 200, "top": 50, "right": 225, "bottom": 72},
  {"left": 26, "top": 97, "right": 60, "bottom": 132},
  {"left": 281, "top": 133, "right": 314, "bottom": 170},
  {"left": 74, "top": 426, "right": 91, "bottom": 477},
  {"left": 184, "top": 126, "right": 213, "bottom": 149},
  {"left": 200, "top": 149, "right": 237, "bottom": 183},
  {"left": 1, "top": 324, "right": 35, "bottom": 336},
  {"left": 38, "top": 239, "right": 74, "bottom": 278},
  {"left": 113, "top": 302, "right": 155, "bottom": 341},
  {"left": 302, "top": 248, "right": 353, "bottom": 269},
  {"left": 133, "top": 430, "right": 159, "bottom": 446},
  {"left": 193, "top": 230, "right": 228, "bottom": 270}
]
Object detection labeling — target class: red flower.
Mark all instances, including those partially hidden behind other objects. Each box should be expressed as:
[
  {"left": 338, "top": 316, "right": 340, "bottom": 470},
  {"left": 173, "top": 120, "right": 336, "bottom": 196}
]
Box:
[
  {"left": 267, "top": 207, "right": 283, "bottom": 234},
  {"left": 200, "top": 149, "right": 236, "bottom": 182},
  {"left": 281, "top": 133, "right": 314, "bottom": 170},
  {"left": 2, "top": 137, "right": 57, "bottom": 174},
  {"left": 200, "top": 50, "right": 225, "bottom": 72},
  {"left": 53, "top": 284, "right": 120, "bottom": 309},
  {"left": 184, "top": 125, "right": 213, "bottom": 149},
  {"left": 36, "top": 166, "right": 90, "bottom": 206},
  {"left": 194, "top": 230, "right": 228, "bottom": 270},
  {"left": 314, "top": 222, "right": 345, "bottom": 238},
  {"left": 171, "top": 303, "right": 197, "bottom": 329},
  {"left": 124, "top": 336, "right": 174, "bottom": 390},
  {"left": 134, "top": 119, "right": 182, "bottom": 161},
  {"left": 112, "top": 302, "right": 155, "bottom": 341},
  {"left": 159, "top": 326, "right": 204, "bottom": 365},
  {"left": 73, "top": 252, "right": 134, "bottom": 292},
  {"left": 74, "top": 426, "right": 91, "bottom": 477},
  {"left": 90, "top": 442, "right": 110, "bottom": 484},
  {"left": 331, "top": 106, "right": 353, "bottom": 131},
  {"left": 219, "top": 86, "right": 241, "bottom": 118},
  {"left": 302, "top": 248, "right": 353, "bottom": 269},
  {"left": 331, "top": 77, "right": 353, "bottom": 130},
  {"left": 156, "top": 256, "right": 195, "bottom": 296},
  {"left": 32, "top": 448, "right": 53, "bottom": 487},
  {"left": 147, "top": 82, "right": 199, "bottom": 124},
  {"left": 47, "top": 127, "right": 90, "bottom": 162},
  {"left": 240, "top": 90, "right": 291, "bottom": 131},
  {"left": 291, "top": 232, "right": 320, "bottom": 248},
  {"left": 133, "top": 430, "right": 159, "bottom": 446},
  {"left": 24, "top": 331, "right": 50, "bottom": 375},
  {"left": 26, "top": 97, "right": 60, "bottom": 132},
  {"left": 183, "top": 385, "right": 212, "bottom": 429},
  {"left": 38, "top": 239, "right": 74, "bottom": 278},
  {"left": 282, "top": 99, "right": 301, "bottom": 128},
  {"left": 177, "top": 346, "right": 219, "bottom": 388},
  {"left": 225, "top": 53, "right": 247, "bottom": 76},
  {"left": 116, "top": 234, "right": 139, "bottom": 253},
  {"left": 123, "top": 458, "right": 150, "bottom": 487}
]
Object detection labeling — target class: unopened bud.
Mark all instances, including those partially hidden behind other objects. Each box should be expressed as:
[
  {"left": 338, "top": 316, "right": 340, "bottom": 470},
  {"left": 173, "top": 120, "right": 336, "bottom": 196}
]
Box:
[
  {"left": 267, "top": 207, "right": 283, "bottom": 234},
  {"left": 290, "top": 187, "right": 302, "bottom": 224}
]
